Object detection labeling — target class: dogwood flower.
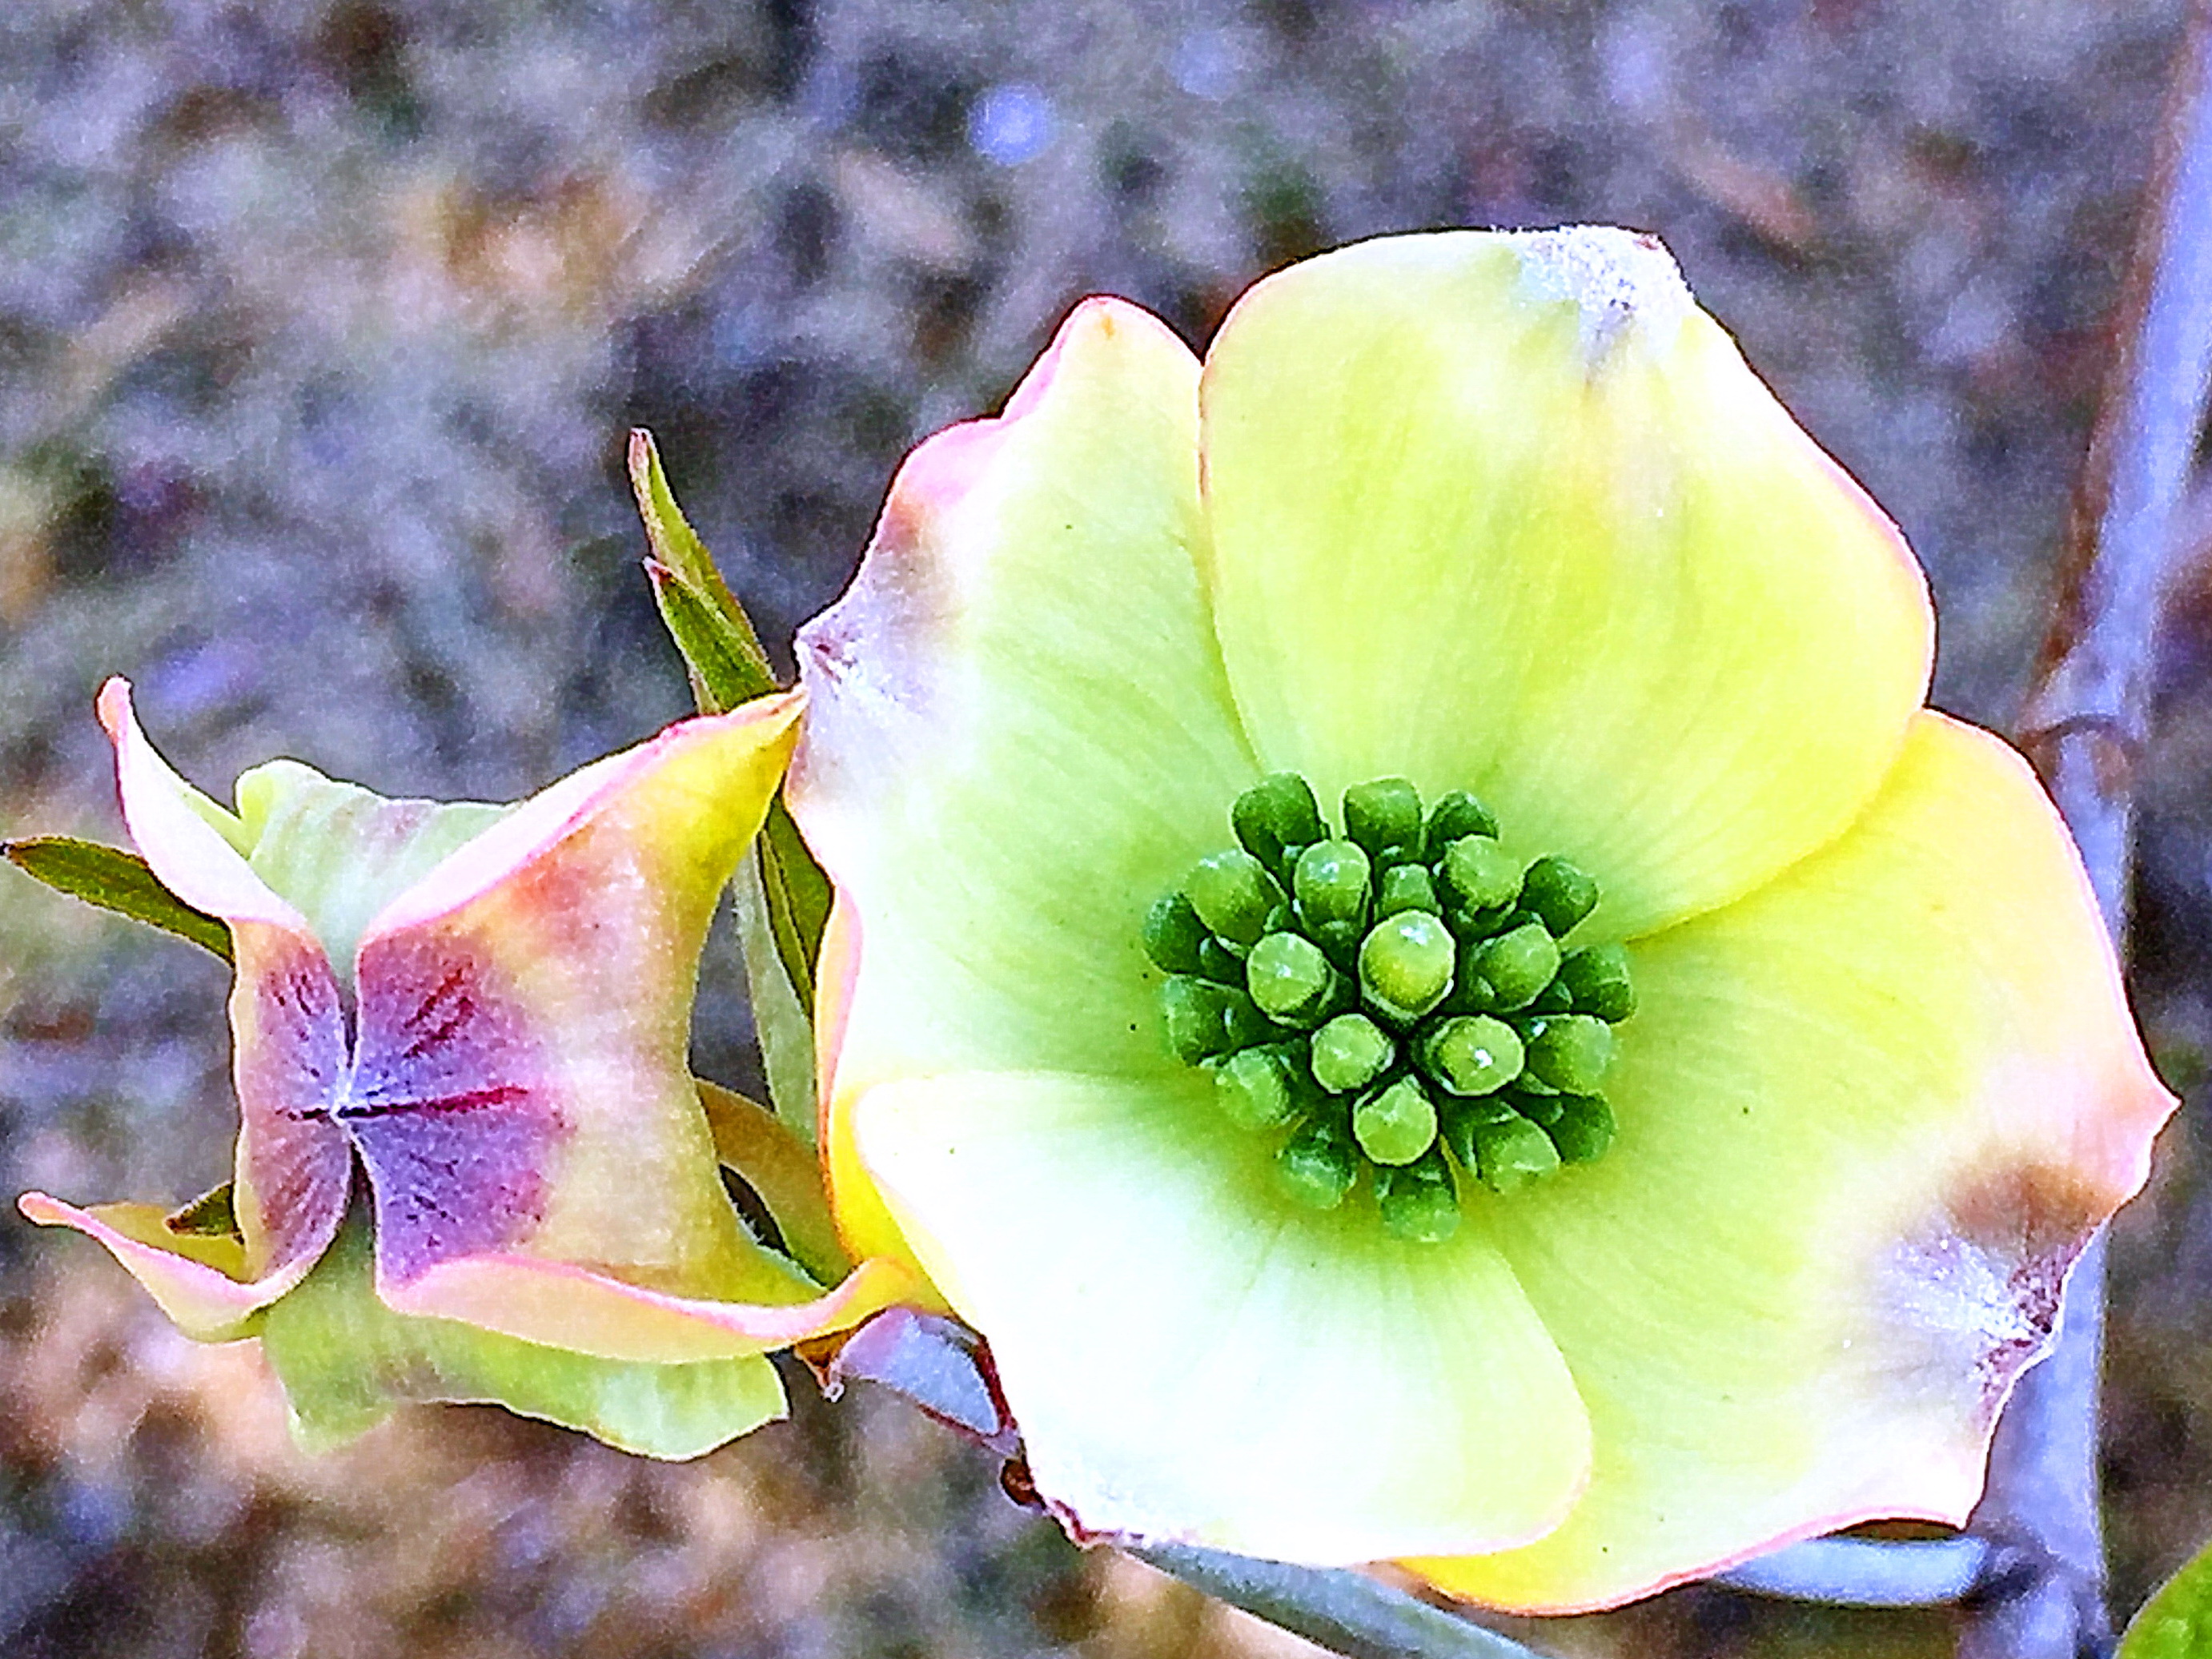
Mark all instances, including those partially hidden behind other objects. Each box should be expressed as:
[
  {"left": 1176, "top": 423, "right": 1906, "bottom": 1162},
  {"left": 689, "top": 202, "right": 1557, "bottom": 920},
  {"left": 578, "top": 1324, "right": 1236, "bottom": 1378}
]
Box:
[
  {"left": 22, "top": 680, "right": 909, "bottom": 1455},
  {"left": 785, "top": 228, "right": 2176, "bottom": 1608}
]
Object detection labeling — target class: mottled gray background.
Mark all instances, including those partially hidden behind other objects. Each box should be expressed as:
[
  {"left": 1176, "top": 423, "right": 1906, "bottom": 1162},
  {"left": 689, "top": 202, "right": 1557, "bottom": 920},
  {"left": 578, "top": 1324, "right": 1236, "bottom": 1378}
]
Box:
[{"left": 2, "top": 2, "right": 2208, "bottom": 1655}]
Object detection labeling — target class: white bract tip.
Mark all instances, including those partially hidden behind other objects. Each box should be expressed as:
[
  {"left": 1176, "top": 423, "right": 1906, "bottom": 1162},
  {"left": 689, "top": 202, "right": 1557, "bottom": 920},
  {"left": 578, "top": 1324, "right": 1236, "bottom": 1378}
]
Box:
[{"left": 1510, "top": 225, "right": 1692, "bottom": 366}]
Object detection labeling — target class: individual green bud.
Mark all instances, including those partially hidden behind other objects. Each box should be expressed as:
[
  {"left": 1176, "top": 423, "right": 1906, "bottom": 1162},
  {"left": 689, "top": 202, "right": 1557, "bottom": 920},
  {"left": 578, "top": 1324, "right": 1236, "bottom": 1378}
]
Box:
[
  {"left": 1215, "top": 1046, "right": 1303, "bottom": 1131},
  {"left": 1427, "top": 789, "right": 1499, "bottom": 847},
  {"left": 1142, "top": 891, "right": 1208, "bottom": 974},
  {"left": 1277, "top": 1113, "right": 1359, "bottom": 1210},
  {"left": 1438, "top": 834, "right": 1520, "bottom": 913},
  {"left": 1232, "top": 773, "right": 1326, "bottom": 876},
  {"left": 1544, "top": 1093, "right": 1617, "bottom": 1164},
  {"left": 1311, "top": 1012, "right": 1394, "bottom": 1094},
  {"left": 1523, "top": 1014, "right": 1617, "bottom": 1094},
  {"left": 1376, "top": 1149, "right": 1460, "bottom": 1244},
  {"left": 1222, "top": 990, "right": 1276, "bottom": 1050},
  {"left": 1358, "top": 911, "right": 1456, "bottom": 1025},
  {"left": 1520, "top": 854, "right": 1599, "bottom": 938},
  {"left": 1375, "top": 863, "right": 1439, "bottom": 918},
  {"left": 1159, "top": 976, "right": 1236, "bottom": 1062},
  {"left": 1196, "top": 935, "right": 1245, "bottom": 985},
  {"left": 1343, "top": 777, "right": 1423, "bottom": 863},
  {"left": 1468, "top": 1111, "right": 1561, "bottom": 1193},
  {"left": 1471, "top": 922, "right": 1560, "bottom": 1011},
  {"left": 1438, "top": 1094, "right": 1519, "bottom": 1168},
  {"left": 1246, "top": 931, "right": 1339, "bottom": 1024},
  {"left": 1293, "top": 839, "right": 1371, "bottom": 936},
  {"left": 1186, "top": 850, "right": 1284, "bottom": 947},
  {"left": 1500, "top": 1086, "right": 1563, "bottom": 1128},
  {"left": 1354, "top": 1075, "right": 1439, "bottom": 1166},
  {"left": 1443, "top": 963, "right": 1495, "bottom": 1015},
  {"left": 1527, "top": 975, "right": 1575, "bottom": 1015},
  {"left": 1420, "top": 1014, "right": 1525, "bottom": 1096},
  {"left": 1558, "top": 942, "right": 1636, "bottom": 1022}
]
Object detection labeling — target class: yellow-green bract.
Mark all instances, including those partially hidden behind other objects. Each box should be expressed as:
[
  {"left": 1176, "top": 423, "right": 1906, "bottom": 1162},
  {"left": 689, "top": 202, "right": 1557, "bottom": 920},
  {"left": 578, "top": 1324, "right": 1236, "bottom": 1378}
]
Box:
[{"left": 785, "top": 228, "right": 2176, "bottom": 1610}]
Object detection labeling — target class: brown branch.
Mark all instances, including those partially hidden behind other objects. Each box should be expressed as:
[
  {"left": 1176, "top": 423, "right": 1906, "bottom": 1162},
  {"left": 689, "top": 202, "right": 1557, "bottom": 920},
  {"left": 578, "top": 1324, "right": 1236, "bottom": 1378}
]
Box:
[{"left": 1976, "top": 4, "right": 2212, "bottom": 1655}]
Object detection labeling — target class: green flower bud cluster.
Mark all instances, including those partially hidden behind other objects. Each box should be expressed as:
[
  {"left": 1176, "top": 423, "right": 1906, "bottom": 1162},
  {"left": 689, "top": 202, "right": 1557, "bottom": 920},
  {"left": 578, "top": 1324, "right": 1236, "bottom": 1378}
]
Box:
[{"left": 1145, "top": 772, "right": 1636, "bottom": 1245}]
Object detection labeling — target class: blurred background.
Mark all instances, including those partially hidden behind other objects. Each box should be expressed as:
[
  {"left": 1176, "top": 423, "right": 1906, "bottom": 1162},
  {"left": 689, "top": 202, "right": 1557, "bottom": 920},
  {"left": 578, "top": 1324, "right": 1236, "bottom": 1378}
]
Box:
[{"left": 2, "top": 1, "right": 2208, "bottom": 1654}]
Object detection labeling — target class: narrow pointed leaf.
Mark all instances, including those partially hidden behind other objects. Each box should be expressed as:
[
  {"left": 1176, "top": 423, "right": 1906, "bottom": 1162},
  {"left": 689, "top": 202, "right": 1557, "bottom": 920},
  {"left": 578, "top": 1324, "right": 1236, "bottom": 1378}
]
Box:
[
  {"left": 628, "top": 429, "right": 832, "bottom": 1003},
  {"left": 4, "top": 835, "right": 232, "bottom": 962},
  {"left": 732, "top": 852, "right": 819, "bottom": 1133},
  {"left": 645, "top": 559, "right": 778, "bottom": 712},
  {"left": 628, "top": 427, "right": 774, "bottom": 693},
  {"left": 759, "top": 798, "right": 831, "bottom": 1002}
]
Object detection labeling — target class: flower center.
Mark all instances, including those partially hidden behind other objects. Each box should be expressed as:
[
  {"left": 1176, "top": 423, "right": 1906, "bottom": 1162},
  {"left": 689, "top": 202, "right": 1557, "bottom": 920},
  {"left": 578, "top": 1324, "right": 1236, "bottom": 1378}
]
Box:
[{"left": 1144, "top": 773, "right": 1635, "bottom": 1245}]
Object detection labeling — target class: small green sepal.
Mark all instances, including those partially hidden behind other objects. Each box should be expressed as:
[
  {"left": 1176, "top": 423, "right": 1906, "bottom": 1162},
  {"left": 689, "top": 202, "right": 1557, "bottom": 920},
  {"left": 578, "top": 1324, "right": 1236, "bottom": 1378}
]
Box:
[
  {"left": 1439, "top": 834, "right": 1519, "bottom": 914},
  {"left": 1293, "top": 839, "right": 1371, "bottom": 938},
  {"left": 1468, "top": 1111, "right": 1561, "bottom": 1193},
  {"left": 1376, "top": 862, "right": 1439, "bottom": 918},
  {"left": 1216, "top": 1046, "right": 1305, "bottom": 1131},
  {"left": 1161, "top": 976, "right": 1268, "bottom": 1062}
]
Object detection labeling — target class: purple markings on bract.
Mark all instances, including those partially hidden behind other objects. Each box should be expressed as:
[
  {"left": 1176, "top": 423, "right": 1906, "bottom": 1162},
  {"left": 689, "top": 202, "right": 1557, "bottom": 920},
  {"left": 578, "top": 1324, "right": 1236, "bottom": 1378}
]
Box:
[
  {"left": 231, "top": 931, "right": 353, "bottom": 1275},
  {"left": 343, "top": 930, "right": 563, "bottom": 1283}
]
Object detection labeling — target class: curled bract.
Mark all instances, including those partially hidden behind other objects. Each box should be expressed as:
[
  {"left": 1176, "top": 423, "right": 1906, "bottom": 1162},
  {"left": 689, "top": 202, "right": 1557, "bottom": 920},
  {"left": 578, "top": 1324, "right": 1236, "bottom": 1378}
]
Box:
[{"left": 22, "top": 679, "right": 914, "bottom": 1454}]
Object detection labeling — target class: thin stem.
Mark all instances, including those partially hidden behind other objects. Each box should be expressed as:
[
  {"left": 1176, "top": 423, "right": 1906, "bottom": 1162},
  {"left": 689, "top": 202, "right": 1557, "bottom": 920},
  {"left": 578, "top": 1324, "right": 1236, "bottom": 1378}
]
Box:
[
  {"left": 1983, "top": 3, "right": 2212, "bottom": 1656},
  {"left": 1133, "top": 1545, "right": 1554, "bottom": 1659}
]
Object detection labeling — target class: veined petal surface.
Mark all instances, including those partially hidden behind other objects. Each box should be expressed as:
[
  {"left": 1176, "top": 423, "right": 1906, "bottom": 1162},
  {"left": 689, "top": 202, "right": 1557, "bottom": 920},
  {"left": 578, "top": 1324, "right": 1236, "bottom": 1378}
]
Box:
[
  {"left": 788, "top": 299, "right": 1257, "bottom": 1259},
  {"left": 853, "top": 1071, "right": 1591, "bottom": 1561},
  {"left": 354, "top": 693, "right": 880, "bottom": 1360},
  {"left": 1199, "top": 228, "right": 1933, "bottom": 939},
  {"left": 1412, "top": 714, "right": 2174, "bottom": 1611}
]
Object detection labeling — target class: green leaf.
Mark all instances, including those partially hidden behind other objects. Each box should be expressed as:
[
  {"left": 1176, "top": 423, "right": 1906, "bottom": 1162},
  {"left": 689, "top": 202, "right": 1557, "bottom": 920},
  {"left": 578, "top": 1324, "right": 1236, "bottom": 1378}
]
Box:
[
  {"left": 644, "top": 558, "right": 778, "bottom": 712},
  {"left": 2122, "top": 1535, "right": 2212, "bottom": 1659},
  {"left": 730, "top": 853, "right": 820, "bottom": 1139},
  {"left": 3, "top": 835, "right": 232, "bottom": 962},
  {"left": 759, "top": 798, "right": 830, "bottom": 1003},
  {"left": 628, "top": 428, "right": 832, "bottom": 1002},
  {"left": 629, "top": 428, "right": 776, "bottom": 705}
]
